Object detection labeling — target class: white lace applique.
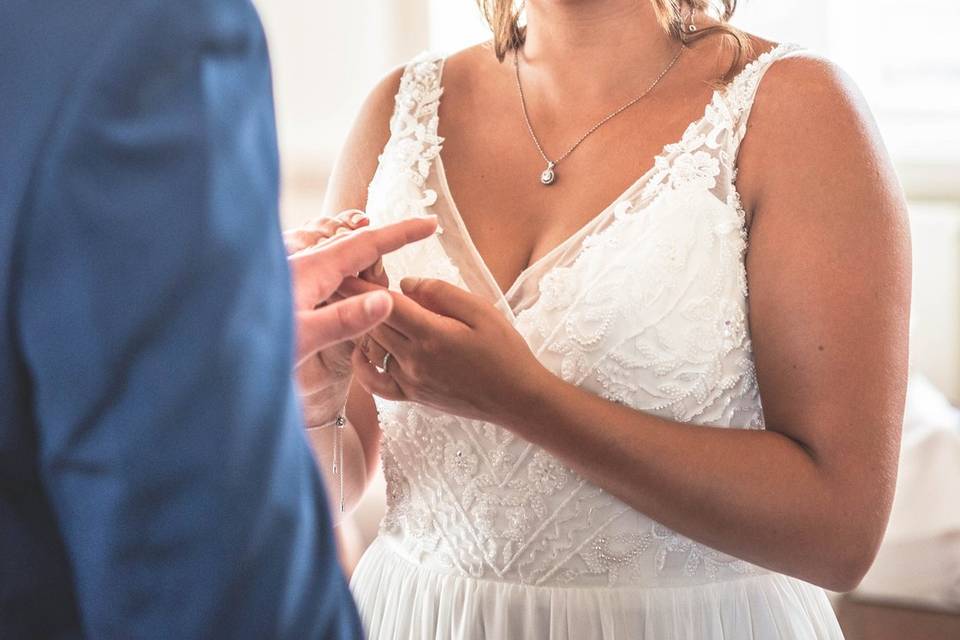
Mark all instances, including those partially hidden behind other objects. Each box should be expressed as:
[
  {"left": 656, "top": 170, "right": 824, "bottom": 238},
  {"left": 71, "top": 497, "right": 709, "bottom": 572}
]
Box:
[
  {"left": 364, "top": 44, "right": 805, "bottom": 589},
  {"left": 367, "top": 53, "right": 462, "bottom": 285}
]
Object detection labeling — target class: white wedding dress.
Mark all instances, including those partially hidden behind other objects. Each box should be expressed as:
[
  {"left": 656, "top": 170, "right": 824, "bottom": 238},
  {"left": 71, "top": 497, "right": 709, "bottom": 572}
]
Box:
[{"left": 350, "top": 43, "right": 845, "bottom": 639}]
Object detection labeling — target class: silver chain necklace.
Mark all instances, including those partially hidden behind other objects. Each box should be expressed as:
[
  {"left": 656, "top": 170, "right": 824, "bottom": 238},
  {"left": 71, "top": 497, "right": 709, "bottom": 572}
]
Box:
[{"left": 514, "top": 45, "right": 685, "bottom": 186}]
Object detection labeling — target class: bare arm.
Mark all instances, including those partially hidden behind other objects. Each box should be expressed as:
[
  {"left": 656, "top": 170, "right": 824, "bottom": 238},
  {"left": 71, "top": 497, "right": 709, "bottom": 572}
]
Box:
[
  {"left": 510, "top": 57, "right": 910, "bottom": 591},
  {"left": 352, "top": 56, "right": 911, "bottom": 591}
]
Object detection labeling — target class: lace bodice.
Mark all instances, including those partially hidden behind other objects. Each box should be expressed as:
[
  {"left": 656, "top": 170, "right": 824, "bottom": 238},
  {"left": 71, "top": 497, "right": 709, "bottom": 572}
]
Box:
[{"left": 365, "top": 43, "right": 804, "bottom": 589}]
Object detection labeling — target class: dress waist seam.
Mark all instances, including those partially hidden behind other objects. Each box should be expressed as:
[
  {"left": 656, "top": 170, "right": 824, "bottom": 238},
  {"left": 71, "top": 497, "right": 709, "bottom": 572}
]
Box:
[{"left": 372, "top": 535, "right": 777, "bottom": 593}]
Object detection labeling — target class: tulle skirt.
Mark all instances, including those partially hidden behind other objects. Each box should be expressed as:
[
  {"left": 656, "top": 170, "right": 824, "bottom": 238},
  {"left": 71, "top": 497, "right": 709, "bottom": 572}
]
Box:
[{"left": 350, "top": 537, "right": 844, "bottom": 639}]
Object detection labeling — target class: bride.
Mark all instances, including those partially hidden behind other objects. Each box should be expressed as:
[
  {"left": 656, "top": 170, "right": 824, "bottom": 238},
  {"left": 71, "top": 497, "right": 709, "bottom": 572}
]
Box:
[{"left": 297, "top": 0, "right": 910, "bottom": 637}]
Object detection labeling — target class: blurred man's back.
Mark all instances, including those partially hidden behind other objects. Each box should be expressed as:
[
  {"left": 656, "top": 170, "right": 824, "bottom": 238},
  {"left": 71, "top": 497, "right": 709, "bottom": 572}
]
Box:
[{"left": 0, "top": 1, "right": 360, "bottom": 637}]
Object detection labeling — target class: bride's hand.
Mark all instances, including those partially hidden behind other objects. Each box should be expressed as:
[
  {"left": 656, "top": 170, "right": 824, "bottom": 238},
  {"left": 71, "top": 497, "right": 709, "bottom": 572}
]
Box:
[{"left": 348, "top": 276, "right": 549, "bottom": 424}]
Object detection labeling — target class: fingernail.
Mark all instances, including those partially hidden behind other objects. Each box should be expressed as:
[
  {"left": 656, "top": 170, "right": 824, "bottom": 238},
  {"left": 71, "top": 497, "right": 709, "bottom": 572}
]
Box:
[
  {"left": 334, "top": 226, "right": 350, "bottom": 236},
  {"left": 375, "top": 261, "right": 385, "bottom": 277},
  {"left": 350, "top": 211, "right": 367, "bottom": 225},
  {"left": 400, "top": 277, "right": 421, "bottom": 293},
  {"left": 363, "top": 291, "right": 391, "bottom": 317}
]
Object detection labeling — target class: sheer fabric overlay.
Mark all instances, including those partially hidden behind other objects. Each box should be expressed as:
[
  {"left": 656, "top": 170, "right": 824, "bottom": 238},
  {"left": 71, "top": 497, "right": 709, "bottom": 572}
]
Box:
[{"left": 351, "top": 43, "right": 845, "bottom": 639}]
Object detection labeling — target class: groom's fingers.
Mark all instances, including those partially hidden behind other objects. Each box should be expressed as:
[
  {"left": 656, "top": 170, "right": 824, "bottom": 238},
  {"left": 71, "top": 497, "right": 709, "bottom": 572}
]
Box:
[
  {"left": 316, "top": 216, "right": 436, "bottom": 274},
  {"left": 289, "top": 216, "right": 437, "bottom": 310},
  {"left": 295, "top": 291, "right": 393, "bottom": 364}
]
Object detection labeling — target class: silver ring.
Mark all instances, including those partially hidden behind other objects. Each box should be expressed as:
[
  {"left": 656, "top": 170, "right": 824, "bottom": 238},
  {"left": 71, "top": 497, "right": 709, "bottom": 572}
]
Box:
[{"left": 379, "top": 352, "right": 393, "bottom": 374}]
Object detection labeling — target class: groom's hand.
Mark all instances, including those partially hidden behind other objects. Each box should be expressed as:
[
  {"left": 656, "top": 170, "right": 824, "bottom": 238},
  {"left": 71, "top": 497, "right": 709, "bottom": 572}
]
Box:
[{"left": 288, "top": 213, "right": 436, "bottom": 373}]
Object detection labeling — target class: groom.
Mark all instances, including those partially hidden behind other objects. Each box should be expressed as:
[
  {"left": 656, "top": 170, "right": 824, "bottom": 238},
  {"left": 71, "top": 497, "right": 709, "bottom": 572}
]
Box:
[{"left": 0, "top": 0, "right": 431, "bottom": 637}]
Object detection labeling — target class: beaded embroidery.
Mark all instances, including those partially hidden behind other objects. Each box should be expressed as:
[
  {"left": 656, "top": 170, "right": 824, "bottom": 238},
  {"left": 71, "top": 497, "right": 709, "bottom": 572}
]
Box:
[{"left": 365, "top": 44, "right": 803, "bottom": 588}]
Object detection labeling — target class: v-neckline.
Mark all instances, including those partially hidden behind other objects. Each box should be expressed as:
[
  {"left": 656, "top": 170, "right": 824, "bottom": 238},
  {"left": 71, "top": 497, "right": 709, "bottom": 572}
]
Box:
[
  {"left": 431, "top": 43, "right": 791, "bottom": 314},
  {"left": 434, "top": 153, "right": 660, "bottom": 309}
]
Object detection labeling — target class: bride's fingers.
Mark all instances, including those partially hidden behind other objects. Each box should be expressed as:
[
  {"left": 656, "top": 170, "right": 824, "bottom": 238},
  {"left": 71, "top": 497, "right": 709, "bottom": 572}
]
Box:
[
  {"left": 311, "top": 213, "right": 369, "bottom": 247},
  {"left": 303, "top": 209, "right": 367, "bottom": 232},
  {"left": 338, "top": 276, "right": 443, "bottom": 342},
  {"left": 328, "top": 209, "right": 368, "bottom": 229},
  {"left": 285, "top": 211, "right": 370, "bottom": 255},
  {"left": 359, "top": 333, "right": 396, "bottom": 373},
  {"left": 283, "top": 228, "right": 328, "bottom": 255},
  {"left": 366, "top": 322, "right": 408, "bottom": 359},
  {"left": 352, "top": 346, "right": 406, "bottom": 401}
]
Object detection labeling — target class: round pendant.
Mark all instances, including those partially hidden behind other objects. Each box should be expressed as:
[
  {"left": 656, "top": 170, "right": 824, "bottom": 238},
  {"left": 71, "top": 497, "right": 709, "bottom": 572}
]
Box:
[{"left": 540, "top": 164, "right": 556, "bottom": 185}]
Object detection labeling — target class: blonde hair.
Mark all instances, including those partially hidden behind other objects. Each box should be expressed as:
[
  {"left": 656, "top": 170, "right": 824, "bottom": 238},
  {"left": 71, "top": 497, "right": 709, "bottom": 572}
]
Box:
[{"left": 475, "top": 0, "right": 749, "bottom": 82}]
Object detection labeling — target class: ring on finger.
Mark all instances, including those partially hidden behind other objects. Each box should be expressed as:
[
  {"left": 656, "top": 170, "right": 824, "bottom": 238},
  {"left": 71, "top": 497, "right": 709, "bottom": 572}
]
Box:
[{"left": 377, "top": 352, "right": 393, "bottom": 374}]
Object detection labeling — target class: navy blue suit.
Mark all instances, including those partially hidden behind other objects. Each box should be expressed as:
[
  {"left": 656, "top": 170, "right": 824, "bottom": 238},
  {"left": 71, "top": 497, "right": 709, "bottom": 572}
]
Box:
[{"left": 0, "top": 1, "right": 362, "bottom": 637}]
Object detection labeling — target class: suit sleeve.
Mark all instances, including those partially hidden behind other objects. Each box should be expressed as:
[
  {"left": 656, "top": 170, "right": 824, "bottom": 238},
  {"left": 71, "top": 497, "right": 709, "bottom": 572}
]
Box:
[{"left": 13, "top": 2, "right": 361, "bottom": 637}]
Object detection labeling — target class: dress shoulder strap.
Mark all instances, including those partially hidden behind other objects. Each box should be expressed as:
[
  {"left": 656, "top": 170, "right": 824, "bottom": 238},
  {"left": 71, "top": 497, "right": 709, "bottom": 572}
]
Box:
[
  {"left": 372, "top": 51, "right": 447, "bottom": 218},
  {"left": 367, "top": 52, "right": 465, "bottom": 286},
  {"left": 722, "top": 42, "right": 807, "bottom": 148},
  {"left": 393, "top": 51, "right": 446, "bottom": 132},
  {"left": 389, "top": 52, "right": 446, "bottom": 183}
]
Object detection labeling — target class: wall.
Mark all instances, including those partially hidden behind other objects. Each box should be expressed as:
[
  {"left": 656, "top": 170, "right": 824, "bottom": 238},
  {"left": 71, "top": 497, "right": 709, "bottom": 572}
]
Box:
[{"left": 255, "top": 0, "right": 432, "bottom": 225}]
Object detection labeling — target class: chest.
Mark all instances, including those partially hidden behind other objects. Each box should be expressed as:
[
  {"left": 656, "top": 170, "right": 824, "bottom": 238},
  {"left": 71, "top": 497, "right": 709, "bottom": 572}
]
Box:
[{"left": 435, "top": 84, "right": 713, "bottom": 295}]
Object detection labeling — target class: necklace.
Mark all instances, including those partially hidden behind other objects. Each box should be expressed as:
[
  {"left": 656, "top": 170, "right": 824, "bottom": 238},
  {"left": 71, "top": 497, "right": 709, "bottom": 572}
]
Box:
[{"left": 513, "top": 45, "right": 685, "bottom": 186}]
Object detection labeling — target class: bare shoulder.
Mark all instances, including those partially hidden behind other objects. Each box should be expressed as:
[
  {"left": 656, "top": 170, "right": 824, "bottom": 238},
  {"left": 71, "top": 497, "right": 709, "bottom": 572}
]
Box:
[
  {"left": 347, "top": 64, "right": 406, "bottom": 159},
  {"left": 736, "top": 45, "right": 901, "bottom": 217},
  {"left": 442, "top": 41, "right": 503, "bottom": 80},
  {"left": 749, "top": 50, "right": 873, "bottom": 139},
  {"left": 325, "top": 44, "right": 502, "bottom": 213},
  {"left": 438, "top": 41, "right": 511, "bottom": 103},
  {"left": 322, "top": 65, "right": 406, "bottom": 213},
  {"left": 682, "top": 30, "right": 876, "bottom": 153}
]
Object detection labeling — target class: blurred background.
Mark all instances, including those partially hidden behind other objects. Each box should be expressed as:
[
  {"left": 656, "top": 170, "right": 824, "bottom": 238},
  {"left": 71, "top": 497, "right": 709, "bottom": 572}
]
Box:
[{"left": 255, "top": 1, "right": 960, "bottom": 637}]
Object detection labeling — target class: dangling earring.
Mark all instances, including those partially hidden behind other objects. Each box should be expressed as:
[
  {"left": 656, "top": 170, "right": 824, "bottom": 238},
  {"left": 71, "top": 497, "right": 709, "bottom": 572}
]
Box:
[{"left": 685, "top": 7, "right": 698, "bottom": 33}]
